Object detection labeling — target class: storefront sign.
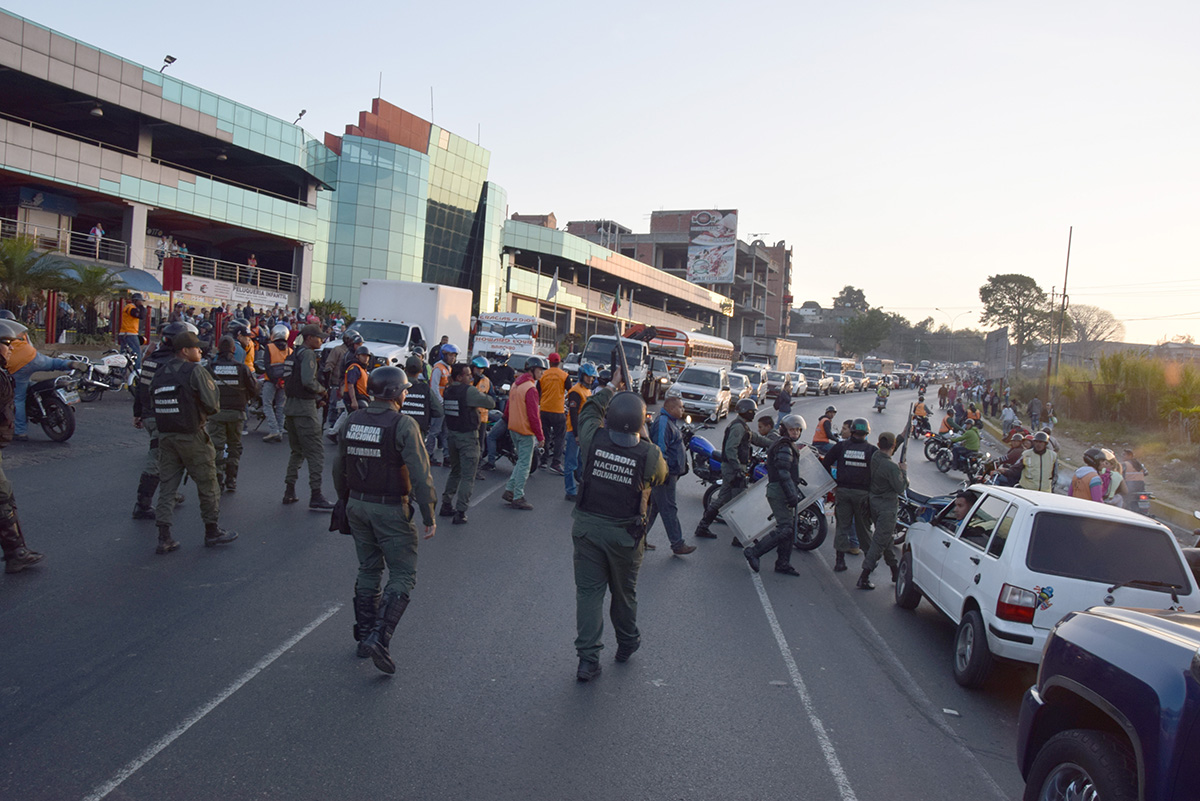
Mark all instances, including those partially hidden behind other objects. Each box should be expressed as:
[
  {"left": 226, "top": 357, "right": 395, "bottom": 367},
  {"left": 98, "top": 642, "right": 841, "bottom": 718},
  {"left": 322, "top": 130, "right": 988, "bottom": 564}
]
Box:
[
  {"left": 232, "top": 285, "right": 290, "bottom": 306},
  {"left": 181, "top": 277, "right": 232, "bottom": 300}
]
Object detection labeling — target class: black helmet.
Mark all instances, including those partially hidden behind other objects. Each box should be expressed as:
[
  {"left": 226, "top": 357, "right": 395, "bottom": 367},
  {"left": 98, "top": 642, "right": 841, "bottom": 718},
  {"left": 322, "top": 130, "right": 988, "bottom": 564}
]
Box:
[
  {"left": 130, "top": 293, "right": 145, "bottom": 302},
  {"left": 736, "top": 398, "right": 758, "bottom": 421},
  {"left": 605, "top": 391, "right": 647, "bottom": 447},
  {"left": 0, "top": 310, "right": 15, "bottom": 321},
  {"left": 524, "top": 355, "right": 549, "bottom": 371},
  {"left": 227, "top": 317, "right": 250, "bottom": 338},
  {"left": 1083, "top": 447, "right": 1105, "bottom": 468},
  {"left": 918, "top": 394, "right": 925, "bottom": 401},
  {"left": 404, "top": 355, "right": 424, "bottom": 373},
  {"left": 161, "top": 321, "right": 191, "bottom": 349},
  {"left": 598, "top": 368, "right": 613, "bottom": 385},
  {"left": 343, "top": 330, "right": 364, "bottom": 347},
  {"left": 217, "top": 335, "right": 236, "bottom": 354},
  {"left": 781, "top": 414, "right": 807, "bottom": 436},
  {"left": 368, "top": 366, "right": 410, "bottom": 401},
  {"left": 850, "top": 418, "right": 870, "bottom": 438},
  {"left": 825, "top": 405, "right": 837, "bottom": 415},
  {"left": 355, "top": 345, "right": 371, "bottom": 357}
]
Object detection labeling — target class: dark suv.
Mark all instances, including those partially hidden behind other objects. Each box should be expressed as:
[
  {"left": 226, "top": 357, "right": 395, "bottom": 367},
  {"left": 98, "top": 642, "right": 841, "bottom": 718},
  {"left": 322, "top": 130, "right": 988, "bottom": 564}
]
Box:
[{"left": 1017, "top": 607, "right": 1200, "bottom": 801}]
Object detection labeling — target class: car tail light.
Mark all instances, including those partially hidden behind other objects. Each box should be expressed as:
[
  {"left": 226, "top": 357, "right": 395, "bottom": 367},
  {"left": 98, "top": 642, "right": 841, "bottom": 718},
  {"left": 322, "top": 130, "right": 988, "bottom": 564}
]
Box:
[
  {"left": 996, "top": 583, "right": 1037, "bottom": 624},
  {"left": 1138, "top": 494, "right": 1149, "bottom": 501}
]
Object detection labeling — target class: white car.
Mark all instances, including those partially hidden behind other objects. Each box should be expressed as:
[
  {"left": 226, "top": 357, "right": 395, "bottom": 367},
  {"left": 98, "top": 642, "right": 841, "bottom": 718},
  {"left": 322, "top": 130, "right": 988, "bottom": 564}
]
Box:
[
  {"left": 666, "top": 365, "right": 730, "bottom": 420},
  {"left": 896, "top": 485, "right": 1198, "bottom": 688}
]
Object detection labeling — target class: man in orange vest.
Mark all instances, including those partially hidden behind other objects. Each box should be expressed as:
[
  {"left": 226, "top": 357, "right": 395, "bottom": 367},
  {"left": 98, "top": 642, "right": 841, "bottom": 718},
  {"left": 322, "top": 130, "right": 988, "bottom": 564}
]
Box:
[
  {"left": 261, "top": 324, "right": 292, "bottom": 443},
  {"left": 812, "top": 405, "right": 837, "bottom": 455},
  {"left": 563, "top": 363, "right": 596, "bottom": 500},
  {"left": 118, "top": 293, "right": 146, "bottom": 364},
  {"left": 539, "top": 352, "right": 571, "bottom": 474},
  {"left": 0, "top": 311, "right": 85, "bottom": 440},
  {"left": 503, "top": 356, "right": 546, "bottom": 510}
]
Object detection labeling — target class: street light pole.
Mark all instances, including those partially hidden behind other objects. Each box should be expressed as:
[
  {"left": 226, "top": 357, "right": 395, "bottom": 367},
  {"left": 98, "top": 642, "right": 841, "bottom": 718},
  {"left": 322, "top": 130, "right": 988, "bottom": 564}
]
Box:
[{"left": 935, "top": 308, "right": 973, "bottom": 367}]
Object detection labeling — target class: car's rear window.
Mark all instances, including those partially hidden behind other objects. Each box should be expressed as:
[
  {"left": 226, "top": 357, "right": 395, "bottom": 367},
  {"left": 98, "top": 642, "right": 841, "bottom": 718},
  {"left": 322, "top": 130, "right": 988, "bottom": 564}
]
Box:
[
  {"left": 767, "top": 371, "right": 787, "bottom": 381},
  {"left": 1026, "top": 512, "right": 1190, "bottom": 590}
]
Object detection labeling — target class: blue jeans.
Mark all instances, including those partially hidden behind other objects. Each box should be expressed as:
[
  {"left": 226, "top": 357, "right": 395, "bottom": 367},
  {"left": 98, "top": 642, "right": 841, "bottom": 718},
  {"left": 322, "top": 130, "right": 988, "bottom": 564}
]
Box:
[
  {"left": 485, "top": 418, "right": 507, "bottom": 465},
  {"left": 505, "top": 432, "right": 536, "bottom": 500},
  {"left": 647, "top": 474, "right": 684, "bottom": 547},
  {"left": 564, "top": 432, "right": 580, "bottom": 496},
  {"left": 118, "top": 333, "right": 142, "bottom": 371},
  {"left": 14, "top": 353, "right": 71, "bottom": 436}
]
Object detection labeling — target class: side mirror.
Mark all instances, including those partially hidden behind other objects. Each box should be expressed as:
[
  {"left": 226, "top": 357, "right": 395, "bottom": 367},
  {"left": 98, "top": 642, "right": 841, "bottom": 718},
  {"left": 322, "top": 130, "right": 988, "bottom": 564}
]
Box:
[{"left": 721, "top": 386, "right": 730, "bottom": 392}]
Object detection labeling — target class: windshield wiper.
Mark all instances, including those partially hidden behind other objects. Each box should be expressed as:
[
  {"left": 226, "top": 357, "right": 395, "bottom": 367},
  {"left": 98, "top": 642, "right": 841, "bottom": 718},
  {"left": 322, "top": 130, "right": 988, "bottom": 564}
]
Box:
[{"left": 1107, "top": 579, "right": 1185, "bottom": 605}]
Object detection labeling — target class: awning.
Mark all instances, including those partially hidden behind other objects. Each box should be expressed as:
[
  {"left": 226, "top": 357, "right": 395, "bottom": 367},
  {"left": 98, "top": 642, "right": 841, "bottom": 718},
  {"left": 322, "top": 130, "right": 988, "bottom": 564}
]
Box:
[{"left": 110, "top": 268, "right": 164, "bottom": 293}]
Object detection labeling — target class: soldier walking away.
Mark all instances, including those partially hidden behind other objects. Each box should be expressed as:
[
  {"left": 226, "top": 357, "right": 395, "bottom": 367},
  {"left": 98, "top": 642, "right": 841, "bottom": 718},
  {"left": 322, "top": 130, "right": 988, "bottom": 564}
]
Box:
[
  {"left": 693, "top": 398, "right": 760, "bottom": 543},
  {"left": 822, "top": 418, "right": 878, "bottom": 572},
  {"left": 150, "top": 331, "right": 238, "bottom": 553},
  {"left": 131, "top": 322, "right": 193, "bottom": 520},
  {"left": 206, "top": 336, "right": 260, "bottom": 492},
  {"left": 439, "top": 363, "right": 495, "bottom": 524},
  {"left": 401, "top": 355, "right": 442, "bottom": 438},
  {"left": 282, "top": 324, "right": 335, "bottom": 510},
  {"left": 261, "top": 324, "right": 292, "bottom": 443},
  {"left": 859, "top": 431, "right": 907, "bottom": 590},
  {"left": 572, "top": 367, "right": 667, "bottom": 681},
  {"left": 332, "top": 366, "right": 437, "bottom": 675},
  {"left": 0, "top": 319, "right": 44, "bottom": 572},
  {"left": 743, "top": 413, "right": 807, "bottom": 577}
]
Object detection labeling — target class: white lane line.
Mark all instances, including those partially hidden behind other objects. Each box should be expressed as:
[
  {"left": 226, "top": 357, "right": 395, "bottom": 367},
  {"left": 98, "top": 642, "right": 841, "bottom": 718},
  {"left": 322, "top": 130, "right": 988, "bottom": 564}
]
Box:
[
  {"left": 82, "top": 603, "right": 343, "bottom": 801},
  {"left": 468, "top": 477, "right": 506, "bottom": 508},
  {"left": 750, "top": 572, "right": 858, "bottom": 801},
  {"left": 816, "top": 551, "right": 1009, "bottom": 800}
]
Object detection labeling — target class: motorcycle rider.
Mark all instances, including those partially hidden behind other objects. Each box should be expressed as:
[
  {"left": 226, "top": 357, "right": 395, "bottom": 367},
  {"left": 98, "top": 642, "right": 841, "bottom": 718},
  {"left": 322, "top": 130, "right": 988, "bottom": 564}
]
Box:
[
  {"left": 260, "top": 324, "right": 292, "bottom": 443},
  {"left": 0, "top": 309, "right": 86, "bottom": 441},
  {"left": 812, "top": 405, "right": 838, "bottom": 455},
  {"left": 743, "top": 413, "right": 807, "bottom": 577},
  {"left": 939, "top": 406, "right": 961, "bottom": 435},
  {"left": 118, "top": 292, "right": 146, "bottom": 365},
  {"left": 694, "top": 398, "right": 762, "bottom": 542},
  {"left": 206, "top": 335, "right": 260, "bottom": 492},
  {"left": 912, "top": 394, "right": 930, "bottom": 434},
  {"left": 400, "top": 354, "right": 441, "bottom": 437},
  {"left": 948, "top": 418, "right": 981, "bottom": 471},
  {"left": 438, "top": 363, "right": 495, "bottom": 525},
  {"left": 563, "top": 363, "right": 597, "bottom": 501},
  {"left": 150, "top": 330, "right": 238, "bottom": 554},
  {"left": 539, "top": 352, "right": 570, "bottom": 475},
  {"left": 1017, "top": 431, "right": 1057, "bottom": 493},
  {"left": 131, "top": 321, "right": 193, "bottom": 520},
  {"left": 484, "top": 350, "right": 516, "bottom": 397},
  {"left": 332, "top": 366, "right": 437, "bottom": 675},
  {"left": 859, "top": 430, "right": 908, "bottom": 590},
  {"left": 0, "top": 318, "right": 44, "bottom": 572},
  {"left": 1071, "top": 447, "right": 1105, "bottom": 502},
  {"left": 822, "top": 418, "right": 877, "bottom": 572},
  {"left": 874, "top": 380, "right": 890, "bottom": 409},
  {"left": 342, "top": 345, "right": 372, "bottom": 414}
]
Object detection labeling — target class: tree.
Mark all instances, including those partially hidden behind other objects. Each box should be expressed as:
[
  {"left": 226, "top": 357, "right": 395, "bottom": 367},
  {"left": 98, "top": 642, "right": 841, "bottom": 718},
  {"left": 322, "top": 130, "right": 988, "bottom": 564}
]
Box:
[
  {"left": 978, "top": 274, "right": 1053, "bottom": 372},
  {"left": 64, "top": 265, "right": 129, "bottom": 334},
  {"left": 839, "top": 308, "right": 890, "bottom": 357},
  {"left": 309, "top": 298, "right": 349, "bottom": 320},
  {"left": 1067, "top": 304, "right": 1125, "bottom": 358},
  {"left": 832, "top": 286, "right": 869, "bottom": 313},
  {"left": 0, "top": 236, "right": 69, "bottom": 311}
]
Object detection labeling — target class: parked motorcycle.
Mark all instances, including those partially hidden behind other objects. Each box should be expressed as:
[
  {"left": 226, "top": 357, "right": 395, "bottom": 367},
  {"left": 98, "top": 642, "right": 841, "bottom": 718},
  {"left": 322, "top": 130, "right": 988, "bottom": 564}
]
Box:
[
  {"left": 60, "top": 347, "right": 136, "bottom": 402},
  {"left": 26, "top": 374, "right": 78, "bottom": 441}
]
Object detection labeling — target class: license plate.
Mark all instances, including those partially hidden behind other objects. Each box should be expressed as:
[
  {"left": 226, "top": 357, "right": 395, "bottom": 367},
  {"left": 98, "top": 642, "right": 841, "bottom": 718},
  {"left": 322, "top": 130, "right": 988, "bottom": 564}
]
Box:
[{"left": 57, "top": 389, "right": 80, "bottom": 405}]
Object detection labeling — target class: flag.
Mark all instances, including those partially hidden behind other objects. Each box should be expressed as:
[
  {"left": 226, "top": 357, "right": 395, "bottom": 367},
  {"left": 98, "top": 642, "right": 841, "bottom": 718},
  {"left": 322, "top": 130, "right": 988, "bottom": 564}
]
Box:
[
  {"left": 546, "top": 268, "right": 559, "bottom": 301},
  {"left": 610, "top": 285, "right": 620, "bottom": 315}
]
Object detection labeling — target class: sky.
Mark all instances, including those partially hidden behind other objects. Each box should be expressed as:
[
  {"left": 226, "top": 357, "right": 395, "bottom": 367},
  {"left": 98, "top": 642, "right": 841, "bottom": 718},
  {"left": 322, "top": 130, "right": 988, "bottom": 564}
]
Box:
[{"left": 9, "top": 0, "right": 1198, "bottom": 344}]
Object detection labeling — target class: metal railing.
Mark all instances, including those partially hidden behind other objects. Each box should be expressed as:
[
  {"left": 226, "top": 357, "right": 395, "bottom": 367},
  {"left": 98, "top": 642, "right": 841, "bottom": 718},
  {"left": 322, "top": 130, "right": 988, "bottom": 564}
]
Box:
[
  {"left": 145, "top": 248, "right": 296, "bottom": 293},
  {"left": 0, "top": 216, "right": 128, "bottom": 265}
]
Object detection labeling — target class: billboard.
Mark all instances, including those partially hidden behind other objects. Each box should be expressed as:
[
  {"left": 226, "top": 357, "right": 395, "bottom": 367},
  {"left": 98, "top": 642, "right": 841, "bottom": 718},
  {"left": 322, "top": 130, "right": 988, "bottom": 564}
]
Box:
[
  {"left": 686, "top": 209, "right": 738, "bottom": 284},
  {"left": 984, "top": 327, "right": 1010, "bottom": 379}
]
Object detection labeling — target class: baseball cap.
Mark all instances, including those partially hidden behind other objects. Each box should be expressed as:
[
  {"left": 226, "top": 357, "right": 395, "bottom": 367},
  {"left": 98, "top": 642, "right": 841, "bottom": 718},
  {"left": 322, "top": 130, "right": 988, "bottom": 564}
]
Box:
[
  {"left": 300, "top": 324, "right": 322, "bottom": 338},
  {"left": 548, "top": 352, "right": 561, "bottom": 364}
]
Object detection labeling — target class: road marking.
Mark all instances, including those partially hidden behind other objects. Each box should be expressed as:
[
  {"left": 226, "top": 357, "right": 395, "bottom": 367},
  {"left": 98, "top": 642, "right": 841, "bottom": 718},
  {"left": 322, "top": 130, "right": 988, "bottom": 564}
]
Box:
[
  {"left": 468, "top": 477, "right": 506, "bottom": 508},
  {"left": 816, "top": 551, "right": 1009, "bottom": 800},
  {"left": 81, "top": 603, "right": 343, "bottom": 801},
  {"left": 750, "top": 571, "right": 858, "bottom": 801}
]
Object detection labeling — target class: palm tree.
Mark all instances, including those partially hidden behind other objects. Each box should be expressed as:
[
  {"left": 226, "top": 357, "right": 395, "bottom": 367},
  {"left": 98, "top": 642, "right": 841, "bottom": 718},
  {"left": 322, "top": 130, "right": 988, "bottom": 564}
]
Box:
[
  {"left": 64, "top": 264, "right": 129, "bottom": 334},
  {"left": 0, "top": 236, "right": 70, "bottom": 313},
  {"left": 309, "top": 298, "right": 349, "bottom": 320}
]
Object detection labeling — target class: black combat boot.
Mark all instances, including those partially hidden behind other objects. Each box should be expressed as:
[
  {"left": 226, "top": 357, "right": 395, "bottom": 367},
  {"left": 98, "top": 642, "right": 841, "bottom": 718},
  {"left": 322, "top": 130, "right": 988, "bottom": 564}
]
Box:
[
  {"left": 694, "top": 506, "right": 719, "bottom": 539},
  {"left": 132, "top": 474, "right": 159, "bottom": 519},
  {"left": 1, "top": 512, "right": 43, "bottom": 573},
  {"left": 439, "top": 499, "right": 455, "bottom": 518},
  {"left": 224, "top": 463, "right": 238, "bottom": 493},
  {"left": 363, "top": 591, "right": 410, "bottom": 675},
  {"left": 352, "top": 592, "right": 381, "bottom": 658},
  {"left": 576, "top": 658, "right": 602, "bottom": 682},
  {"left": 452, "top": 510, "right": 468, "bottom": 525},
  {"left": 282, "top": 483, "right": 299, "bottom": 504},
  {"left": 156, "top": 525, "right": 180, "bottom": 555},
  {"left": 890, "top": 563, "right": 899, "bottom": 583},
  {"left": 614, "top": 640, "right": 640, "bottom": 663},
  {"left": 309, "top": 490, "right": 335, "bottom": 511},
  {"left": 203, "top": 523, "right": 238, "bottom": 547},
  {"left": 856, "top": 569, "right": 875, "bottom": 590},
  {"left": 834, "top": 552, "right": 847, "bottom": 572},
  {"left": 743, "top": 545, "right": 762, "bottom": 573}
]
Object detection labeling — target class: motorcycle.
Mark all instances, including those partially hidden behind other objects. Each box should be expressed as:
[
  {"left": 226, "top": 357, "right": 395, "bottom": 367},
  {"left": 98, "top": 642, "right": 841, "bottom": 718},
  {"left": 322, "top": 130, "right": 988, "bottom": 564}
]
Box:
[
  {"left": 60, "top": 347, "right": 137, "bottom": 402},
  {"left": 487, "top": 410, "right": 541, "bottom": 474},
  {"left": 910, "top": 415, "right": 931, "bottom": 439},
  {"left": 923, "top": 432, "right": 952, "bottom": 462},
  {"left": 874, "top": 395, "right": 888, "bottom": 413},
  {"left": 682, "top": 421, "right": 828, "bottom": 551},
  {"left": 935, "top": 447, "right": 992, "bottom": 483},
  {"left": 1124, "top": 469, "right": 1154, "bottom": 517},
  {"left": 26, "top": 374, "right": 78, "bottom": 441}
]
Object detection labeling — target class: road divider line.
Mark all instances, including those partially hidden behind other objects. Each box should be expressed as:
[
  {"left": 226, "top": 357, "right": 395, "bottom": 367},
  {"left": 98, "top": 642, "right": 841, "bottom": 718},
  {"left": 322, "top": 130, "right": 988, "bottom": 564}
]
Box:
[
  {"left": 750, "top": 571, "right": 858, "bottom": 801},
  {"left": 469, "top": 477, "right": 506, "bottom": 508},
  {"left": 81, "top": 603, "right": 343, "bottom": 801}
]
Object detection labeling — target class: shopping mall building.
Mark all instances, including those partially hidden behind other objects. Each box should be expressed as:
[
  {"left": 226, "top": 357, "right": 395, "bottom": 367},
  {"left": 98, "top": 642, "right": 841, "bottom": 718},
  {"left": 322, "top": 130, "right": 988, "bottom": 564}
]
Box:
[{"left": 0, "top": 9, "right": 738, "bottom": 339}]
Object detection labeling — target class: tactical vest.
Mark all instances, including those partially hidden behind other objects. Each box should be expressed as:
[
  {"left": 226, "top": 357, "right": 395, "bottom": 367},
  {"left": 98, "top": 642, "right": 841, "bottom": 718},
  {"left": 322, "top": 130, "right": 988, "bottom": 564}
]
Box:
[
  {"left": 401, "top": 379, "right": 432, "bottom": 431},
  {"left": 343, "top": 409, "right": 411, "bottom": 498},
  {"left": 442, "top": 382, "right": 476, "bottom": 433},
  {"left": 578, "top": 428, "right": 651, "bottom": 518},
  {"left": 283, "top": 348, "right": 320, "bottom": 399},
  {"left": 834, "top": 440, "right": 876, "bottom": 490},
  {"left": 723, "top": 418, "right": 751, "bottom": 465},
  {"left": 136, "top": 347, "right": 171, "bottom": 419},
  {"left": 151, "top": 360, "right": 201, "bottom": 434},
  {"left": 208, "top": 357, "right": 249, "bottom": 410},
  {"left": 766, "top": 437, "right": 800, "bottom": 485},
  {"left": 265, "top": 341, "right": 291, "bottom": 381}
]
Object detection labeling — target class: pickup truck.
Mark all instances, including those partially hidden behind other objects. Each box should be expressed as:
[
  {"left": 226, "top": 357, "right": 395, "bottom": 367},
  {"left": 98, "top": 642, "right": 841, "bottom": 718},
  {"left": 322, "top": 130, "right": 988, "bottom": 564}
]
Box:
[
  {"left": 895, "top": 485, "right": 1197, "bottom": 688},
  {"left": 800, "top": 367, "right": 833, "bottom": 396},
  {"left": 1017, "top": 607, "right": 1200, "bottom": 801}
]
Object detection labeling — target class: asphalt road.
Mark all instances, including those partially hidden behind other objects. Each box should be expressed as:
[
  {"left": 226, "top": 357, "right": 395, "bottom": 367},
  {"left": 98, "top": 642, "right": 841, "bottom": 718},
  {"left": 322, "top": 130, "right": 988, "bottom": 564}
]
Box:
[{"left": 0, "top": 383, "right": 1032, "bottom": 801}]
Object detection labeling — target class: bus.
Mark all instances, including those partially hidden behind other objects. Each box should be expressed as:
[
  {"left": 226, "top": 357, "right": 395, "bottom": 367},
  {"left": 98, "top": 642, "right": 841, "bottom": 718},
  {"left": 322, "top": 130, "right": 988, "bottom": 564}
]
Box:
[
  {"left": 821, "top": 357, "right": 855, "bottom": 376},
  {"left": 472, "top": 312, "right": 556, "bottom": 357},
  {"left": 624, "top": 325, "right": 733, "bottom": 377},
  {"left": 861, "top": 356, "right": 895, "bottom": 375}
]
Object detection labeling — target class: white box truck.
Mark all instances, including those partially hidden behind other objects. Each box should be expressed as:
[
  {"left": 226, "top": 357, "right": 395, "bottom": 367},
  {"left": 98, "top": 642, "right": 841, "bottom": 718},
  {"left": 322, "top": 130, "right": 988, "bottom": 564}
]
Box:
[
  {"left": 327, "top": 280, "right": 472, "bottom": 367},
  {"left": 739, "top": 336, "right": 797, "bottom": 371}
]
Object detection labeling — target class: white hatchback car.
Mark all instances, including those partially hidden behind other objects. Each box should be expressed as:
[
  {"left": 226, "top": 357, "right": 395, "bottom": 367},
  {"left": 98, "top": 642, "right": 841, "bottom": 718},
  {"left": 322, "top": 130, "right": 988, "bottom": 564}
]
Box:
[{"left": 896, "top": 486, "right": 1198, "bottom": 688}]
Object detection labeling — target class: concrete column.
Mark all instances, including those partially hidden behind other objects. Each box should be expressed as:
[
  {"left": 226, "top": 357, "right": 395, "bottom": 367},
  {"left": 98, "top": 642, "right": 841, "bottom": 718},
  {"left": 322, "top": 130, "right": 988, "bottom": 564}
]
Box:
[
  {"left": 121, "top": 202, "right": 149, "bottom": 269},
  {"left": 294, "top": 243, "right": 314, "bottom": 309},
  {"left": 137, "top": 124, "right": 153, "bottom": 159}
]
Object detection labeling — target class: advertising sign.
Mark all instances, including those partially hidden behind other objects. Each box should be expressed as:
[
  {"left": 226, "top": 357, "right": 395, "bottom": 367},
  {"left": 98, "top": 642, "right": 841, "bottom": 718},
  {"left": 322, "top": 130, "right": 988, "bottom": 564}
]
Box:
[
  {"left": 985, "top": 327, "right": 1010, "bottom": 379},
  {"left": 686, "top": 209, "right": 738, "bottom": 285},
  {"left": 181, "top": 277, "right": 232, "bottom": 300},
  {"left": 232, "top": 285, "right": 290, "bottom": 307}
]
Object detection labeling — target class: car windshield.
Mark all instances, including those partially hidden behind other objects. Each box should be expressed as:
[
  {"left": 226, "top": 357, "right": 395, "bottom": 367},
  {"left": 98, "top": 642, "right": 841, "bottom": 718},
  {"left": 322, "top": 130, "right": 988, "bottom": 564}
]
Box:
[
  {"left": 728, "top": 374, "right": 747, "bottom": 388},
  {"left": 732, "top": 368, "right": 760, "bottom": 382},
  {"left": 767, "top": 371, "right": 787, "bottom": 381},
  {"left": 802, "top": 369, "right": 823, "bottom": 379},
  {"left": 677, "top": 368, "right": 721, "bottom": 388},
  {"left": 478, "top": 320, "right": 534, "bottom": 337},
  {"left": 652, "top": 357, "right": 668, "bottom": 372},
  {"left": 847, "top": 371, "right": 864, "bottom": 379},
  {"left": 346, "top": 321, "right": 410, "bottom": 347},
  {"left": 582, "top": 339, "right": 645, "bottom": 367},
  {"left": 1027, "top": 513, "right": 1191, "bottom": 590}
]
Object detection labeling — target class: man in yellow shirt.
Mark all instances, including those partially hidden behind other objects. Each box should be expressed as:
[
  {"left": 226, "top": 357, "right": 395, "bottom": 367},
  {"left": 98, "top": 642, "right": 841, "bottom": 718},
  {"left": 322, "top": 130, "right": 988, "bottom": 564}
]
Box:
[
  {"left": 0, "top": 311, "right": 84, "bottom": 440},
  {"left": 118, "top": 293, "right": 146, "bottom": 366},
  {"left": 539, "top": 352, "right": 571, "bottom": 475}
]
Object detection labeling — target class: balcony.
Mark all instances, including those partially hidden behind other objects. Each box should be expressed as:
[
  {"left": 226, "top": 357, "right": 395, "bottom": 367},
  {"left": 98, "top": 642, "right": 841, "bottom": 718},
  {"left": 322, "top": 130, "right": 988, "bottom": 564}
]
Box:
[
  {"left": 143, "top": 247, "right": 296, "bottom": 293},
  {"left": 1, "top": 216, "right": 128, "bottom": 265}
]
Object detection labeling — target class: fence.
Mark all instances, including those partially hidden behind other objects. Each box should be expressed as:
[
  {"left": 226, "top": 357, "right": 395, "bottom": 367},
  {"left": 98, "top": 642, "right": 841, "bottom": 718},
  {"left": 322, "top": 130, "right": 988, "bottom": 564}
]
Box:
[
  {"left": 1, "top": 216, "right": 128, "bottom": 265},
  {"left": 144, "top": 248, "right": 296, "bottom": 293}
]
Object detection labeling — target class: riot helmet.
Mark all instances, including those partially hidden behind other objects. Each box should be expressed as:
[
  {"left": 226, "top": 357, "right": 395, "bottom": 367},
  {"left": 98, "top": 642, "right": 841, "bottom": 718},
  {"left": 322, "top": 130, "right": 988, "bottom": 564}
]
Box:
[
  {"left": 781, "top": 414, "right": 807, "bottom": 440},
  {"left": 850, "top": 418, "right": 870, "bottom": 439},
  {"left": 605, "top": 391, "right": 647, "bottom": 448},
  {"left": 735, "top": 398, "right": 758, "bottom": 421},
  {"left": 368, "top": 366, "right": 410, "bottom": 401},
  {"left": 271, "top": 324, "right": 290, "bottom": 341}
]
